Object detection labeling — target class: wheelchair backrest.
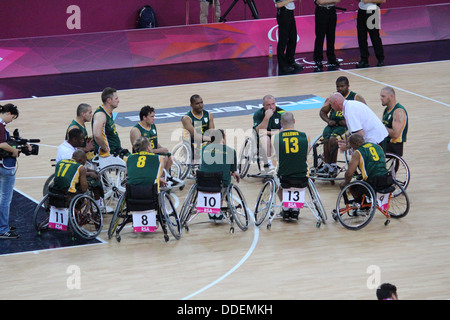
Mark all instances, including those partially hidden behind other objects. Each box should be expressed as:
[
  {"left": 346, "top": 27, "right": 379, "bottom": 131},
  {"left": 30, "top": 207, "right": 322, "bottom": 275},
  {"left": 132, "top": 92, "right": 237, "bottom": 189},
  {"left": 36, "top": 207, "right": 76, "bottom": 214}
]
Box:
[
  {"left": 196, "top": 171, "right": 223, "bottom": 193},
  {"left": 126, "top": 183, "right": 159, "bottom": 211},
  {"left": 372, "top": 173, "right": 395, "bottom": 194},
  {"left": 280, "top": 176, "right": 309, "bottom": 189},
  {"left": 48, "top": 185, "right": 70, "bottom": 208}
]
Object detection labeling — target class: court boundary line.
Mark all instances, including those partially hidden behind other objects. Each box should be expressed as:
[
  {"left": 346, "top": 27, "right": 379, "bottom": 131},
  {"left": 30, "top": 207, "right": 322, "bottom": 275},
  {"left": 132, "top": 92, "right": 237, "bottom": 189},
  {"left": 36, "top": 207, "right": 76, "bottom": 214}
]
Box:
[
  {"left": 340, "top": 68, "right": 450, "bottom": 107},
  {"left": 2, "top": 59, "right": 449, "bottom": 102},
  {"left": 0, "top": 188, "right": 107, "bottom": 257}
]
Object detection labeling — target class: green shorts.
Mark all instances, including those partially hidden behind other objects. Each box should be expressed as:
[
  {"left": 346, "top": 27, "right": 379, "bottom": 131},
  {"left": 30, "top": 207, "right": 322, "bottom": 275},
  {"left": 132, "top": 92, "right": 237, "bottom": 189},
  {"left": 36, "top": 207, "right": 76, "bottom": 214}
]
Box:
[{"left": 322, "top": 125, "right": 346, "bottom": 140}]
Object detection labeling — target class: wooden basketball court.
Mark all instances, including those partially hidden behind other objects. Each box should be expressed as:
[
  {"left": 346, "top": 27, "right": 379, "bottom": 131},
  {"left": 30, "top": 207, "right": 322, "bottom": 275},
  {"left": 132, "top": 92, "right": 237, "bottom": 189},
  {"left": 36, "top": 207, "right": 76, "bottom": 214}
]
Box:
[{"left": 1, "top": 60, "right": 449, "bottom": 300}]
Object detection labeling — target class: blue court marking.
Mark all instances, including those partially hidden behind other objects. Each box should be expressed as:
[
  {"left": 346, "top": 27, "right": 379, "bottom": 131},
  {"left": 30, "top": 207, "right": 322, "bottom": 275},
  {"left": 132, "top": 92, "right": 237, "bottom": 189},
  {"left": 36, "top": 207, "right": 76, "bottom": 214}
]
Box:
[
  {"left": 0, "top": 189, "right": 103, "bottom": 256},
  {"left": 115, "top": 94, "right": 325, "bottom": 127}
]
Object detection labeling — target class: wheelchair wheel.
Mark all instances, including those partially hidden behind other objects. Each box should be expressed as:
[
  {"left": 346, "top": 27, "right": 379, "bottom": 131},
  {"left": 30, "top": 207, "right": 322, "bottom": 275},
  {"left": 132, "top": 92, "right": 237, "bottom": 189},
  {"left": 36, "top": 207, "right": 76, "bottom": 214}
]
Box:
[
  {"left": 307, "top": 178, "right": 327, "bottom": 226},
  {"left": 307, "top": 135, "right": 325, "bottom": 175},
  {"left": 98, "top": 164, "right": 127, "bottom": 210},
  {"left": 69, "top": 194, "right": 103, "bottom": 240},
  {"left": 387, "top": 180, "right": 410, "bottom": 219},
  {"left": 159, "top": 191, "right": 181, "bottom": 240},
  {"left": 172, "top": 141, "right": 192, "bottom": 180},
  {"left": 227, "top": 184, "right": 250, "bottom": 231},
  {"left": 334, "top": 180, "right": 376, "bottom": 230},
  {"left": 254, "top": 179, "right": 275, "bottom": 227},
  {"left": 108, "top": 192, "right": 127, "bottom": 240},
  {"left": 237, "top": 137, "right": 252, "bottom": 179},
  {"left": 34, "top": 194, "right": 50, "bottom": 232},
  {"left": 42, "top": 173, "right": 55, "bottom": 197},
  {"left": 179, "top": 184, "right": 198, "bottom": 231},
  {"left": 385, "top": 153, "right": 410, "bottom": 190}
]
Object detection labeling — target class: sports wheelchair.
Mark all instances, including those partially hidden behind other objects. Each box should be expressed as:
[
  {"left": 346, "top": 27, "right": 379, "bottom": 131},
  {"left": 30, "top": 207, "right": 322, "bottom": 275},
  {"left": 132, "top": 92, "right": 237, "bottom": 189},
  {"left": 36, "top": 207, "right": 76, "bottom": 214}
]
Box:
[
  {"left": 308, "top": 134, "right": 350, "bottom": 183},
  {"left": 237, "top": 129, "right": 274, "bottom": 179},
  {"left": 34, "top": 187, "right": 103, "bottom": 240},
  {"left": 308, "top": 134, "right": 410, "bottom": 189},
  {"left": 107, "top": 183, "right": 181, "bottom": 242},
  {"left": 171, "top": 139, "right": 202, "bottom": 181},
  {"left": 43, "top": 153, "right": 128, "bottom": 211},
  {"left": 332, "top": 174, "right": 410, "bottom": 230},
  {"left": 179, "top": 171, "right": 250, "bottom": 234},
  {"left": 254, "top": 174, "right": 327, "bottom": 229}
]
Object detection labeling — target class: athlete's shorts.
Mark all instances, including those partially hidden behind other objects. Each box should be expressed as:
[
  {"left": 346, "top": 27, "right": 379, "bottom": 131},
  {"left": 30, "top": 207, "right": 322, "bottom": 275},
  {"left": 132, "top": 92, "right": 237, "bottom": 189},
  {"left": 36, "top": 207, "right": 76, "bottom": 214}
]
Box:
[{"left": 322, "top": 125, "right": 346, "bottom": 140}]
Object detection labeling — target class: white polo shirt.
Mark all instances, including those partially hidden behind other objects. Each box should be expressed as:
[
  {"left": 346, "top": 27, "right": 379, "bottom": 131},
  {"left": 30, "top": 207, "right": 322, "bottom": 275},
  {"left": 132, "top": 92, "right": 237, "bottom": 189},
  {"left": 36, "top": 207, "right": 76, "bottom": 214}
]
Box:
[
  {"left": 275, "top": 0, "right": 295, "bottom": 10},
  {"left": 359, "top": 1, "right": 378, "bottom": 11},
  {"left": 343, "top": 100, "right": 388, "bottom": 144},
  {"left": 56, "top": 140, "right": 77, "bottom": 162}
]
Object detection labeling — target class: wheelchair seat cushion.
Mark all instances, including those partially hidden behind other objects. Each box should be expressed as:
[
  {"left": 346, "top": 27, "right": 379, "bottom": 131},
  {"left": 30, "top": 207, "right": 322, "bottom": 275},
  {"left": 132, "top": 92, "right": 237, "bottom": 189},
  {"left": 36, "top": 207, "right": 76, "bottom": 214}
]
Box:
[
  {"left": 126, "top": 183, "right": 158, "bottom": 211},
  {"left": 196, "top": 171, "right": 223, "bottom": 193},
  {"left": 47, "top": 185, "right": 71, "bottom": 208},
  {"left": 371, "top": 174, "right": 395, "bottom": 193},
  {"left": 280, "top": 176, "right": 309, "bottom": 189}
]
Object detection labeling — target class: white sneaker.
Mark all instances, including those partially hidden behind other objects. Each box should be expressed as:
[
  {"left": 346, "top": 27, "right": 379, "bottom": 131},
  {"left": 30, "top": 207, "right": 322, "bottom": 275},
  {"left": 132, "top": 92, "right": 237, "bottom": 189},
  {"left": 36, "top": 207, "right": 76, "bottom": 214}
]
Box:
[{"left": 263, "top": 164, "right": 275, "bottom": 174}]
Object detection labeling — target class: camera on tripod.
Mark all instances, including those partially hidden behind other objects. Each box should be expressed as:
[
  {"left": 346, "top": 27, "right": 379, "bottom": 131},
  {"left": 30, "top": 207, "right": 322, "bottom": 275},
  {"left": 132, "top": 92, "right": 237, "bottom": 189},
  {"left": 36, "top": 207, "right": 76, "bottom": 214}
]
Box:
[
  {"left": 219, "top": 0, "right": 259, "bottom": 22},
  {"left": 0, "top": 129, "right": 40, "bottom": 158}
]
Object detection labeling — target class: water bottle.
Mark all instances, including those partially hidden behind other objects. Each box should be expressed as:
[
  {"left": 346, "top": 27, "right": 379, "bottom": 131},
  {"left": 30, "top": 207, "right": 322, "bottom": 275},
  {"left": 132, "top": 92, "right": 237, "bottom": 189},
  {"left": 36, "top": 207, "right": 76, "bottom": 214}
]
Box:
[{"left": 269, "top": 44, "right": 273, "bottom": 58}]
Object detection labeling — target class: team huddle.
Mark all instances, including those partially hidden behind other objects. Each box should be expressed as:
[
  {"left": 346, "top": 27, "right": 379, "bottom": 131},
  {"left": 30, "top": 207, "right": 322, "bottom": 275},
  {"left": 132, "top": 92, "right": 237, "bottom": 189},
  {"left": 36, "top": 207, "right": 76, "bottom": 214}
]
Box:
[{"left": 51, "top": 76, "right": 408, "bottom": 233}]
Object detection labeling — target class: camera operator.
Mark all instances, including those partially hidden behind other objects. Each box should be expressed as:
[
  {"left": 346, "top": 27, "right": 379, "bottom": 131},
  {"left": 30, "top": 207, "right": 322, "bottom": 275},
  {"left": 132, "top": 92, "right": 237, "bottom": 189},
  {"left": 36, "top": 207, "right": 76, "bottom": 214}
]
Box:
[{"left": 0, "top": 104, "right": 31, "bottom": 239}]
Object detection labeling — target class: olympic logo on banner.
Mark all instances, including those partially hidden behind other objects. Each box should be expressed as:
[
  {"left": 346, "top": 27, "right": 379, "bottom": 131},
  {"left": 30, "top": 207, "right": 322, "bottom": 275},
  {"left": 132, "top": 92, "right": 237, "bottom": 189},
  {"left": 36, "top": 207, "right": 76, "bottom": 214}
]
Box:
[{"left": 267, "top": 25, "right": 300, "bottom": 42}]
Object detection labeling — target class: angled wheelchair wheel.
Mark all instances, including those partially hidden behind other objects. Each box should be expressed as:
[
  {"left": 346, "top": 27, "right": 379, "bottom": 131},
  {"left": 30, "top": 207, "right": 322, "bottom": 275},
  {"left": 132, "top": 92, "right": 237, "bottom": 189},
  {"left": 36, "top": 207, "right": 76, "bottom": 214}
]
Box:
[
  {"left": 98, "top": 164, "right": 127, "bottom": 210},
  {"left": 159, "top": 191, "right": 181, "bottom": 240},
  {"left": 179, "top": 183, "right": 198, "bottom": 231},
  {"left": 237, "top": 137, "right": 252, "bottom": 179},
  {"left": 69, "top": 194, "right": 102, "bottom": 240},
  {"left": 171, "top": 141, "right": 192, "bottom": 180},
  {"left": 227, "top": 184, "right": 250, "bottom": 231},
  {"left": 334, "top": 180, "right": 376, "bottom": 230},
  {"left": 385, "top": 153, "right": 410, "bottom": 190},
  {"left": 307, "top": 135, "right": 325, "bottom": 175},
  {"left": 42, "top": 173, "right": 55, "bottom": 197},
  {"left": 254, "top": 179, "right": 276, "bottom": 227},
  {"left": 387, "top": 180, "right": 410, "bottom": 219},
  {"left": 307, "top": 178, "right": 327, "bottom": 226},
  {"left": 108, "top": 192, "right": 127, "bottom": 241},
  {"left": 34, "top": 194, "right": 50, "bottom": 233}
]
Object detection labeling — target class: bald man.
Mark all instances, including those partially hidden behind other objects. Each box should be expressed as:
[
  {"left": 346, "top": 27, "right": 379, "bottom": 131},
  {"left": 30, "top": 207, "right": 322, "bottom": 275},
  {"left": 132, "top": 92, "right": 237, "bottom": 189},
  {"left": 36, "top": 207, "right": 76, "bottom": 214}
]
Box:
[{"left": 328, "top": 92, "right": 387, "bottom": 151}]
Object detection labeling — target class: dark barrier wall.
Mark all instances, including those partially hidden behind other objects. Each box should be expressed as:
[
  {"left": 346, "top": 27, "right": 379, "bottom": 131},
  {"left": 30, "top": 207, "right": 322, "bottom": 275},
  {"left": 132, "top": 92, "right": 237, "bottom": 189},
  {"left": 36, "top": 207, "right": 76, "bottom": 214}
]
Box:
[{"left": 0, "top": 0, "right": 447, "bottom": 39}]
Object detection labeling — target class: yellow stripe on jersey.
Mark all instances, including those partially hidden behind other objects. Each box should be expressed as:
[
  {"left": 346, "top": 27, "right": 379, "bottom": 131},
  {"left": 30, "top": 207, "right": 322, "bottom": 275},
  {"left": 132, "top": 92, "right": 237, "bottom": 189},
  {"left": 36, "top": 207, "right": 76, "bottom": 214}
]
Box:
[{"left": 356, "top": 150, "right": 368, "bottom": 181}]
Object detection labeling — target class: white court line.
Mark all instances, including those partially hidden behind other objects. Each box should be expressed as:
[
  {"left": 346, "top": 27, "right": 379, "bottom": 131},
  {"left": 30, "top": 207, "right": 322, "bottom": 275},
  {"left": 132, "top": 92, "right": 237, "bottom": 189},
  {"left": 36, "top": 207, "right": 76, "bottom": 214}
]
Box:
[
  {"left": 5, "top": 59, "right": 449, "bottom": 102},
  {"left": 181, "top": 214, "right": 260, "bottom": 300},
  {"left": 0, "top": 188, "right": 107, "bottom": 257},
  {"left": 341, "top": 68, "right": 450, "bottom": 107}
]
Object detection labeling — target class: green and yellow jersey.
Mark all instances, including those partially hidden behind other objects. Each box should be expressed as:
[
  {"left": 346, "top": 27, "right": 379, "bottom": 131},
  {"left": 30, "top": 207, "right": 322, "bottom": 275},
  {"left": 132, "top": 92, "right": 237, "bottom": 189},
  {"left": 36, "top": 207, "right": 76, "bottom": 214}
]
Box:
[
  {"left": 52, "top": 159, "right": 83, "bottom": 194},
  {"left": 274, "top": 129, "right": 309, "bottom": 179}
]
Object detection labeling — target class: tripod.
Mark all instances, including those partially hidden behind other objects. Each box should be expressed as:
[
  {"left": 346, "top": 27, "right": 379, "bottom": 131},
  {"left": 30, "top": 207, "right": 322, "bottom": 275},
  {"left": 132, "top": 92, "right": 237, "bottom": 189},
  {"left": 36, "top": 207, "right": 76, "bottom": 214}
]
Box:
[{"left": 219, "top": 0, "right": 260, "bottom": 22}]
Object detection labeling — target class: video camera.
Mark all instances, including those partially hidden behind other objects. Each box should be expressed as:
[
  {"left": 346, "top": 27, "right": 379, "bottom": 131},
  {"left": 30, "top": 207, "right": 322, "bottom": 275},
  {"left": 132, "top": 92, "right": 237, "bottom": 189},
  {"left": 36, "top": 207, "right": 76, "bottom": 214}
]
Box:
[{"left": 0, "top": 129, "right": 40, "bottom": 158}]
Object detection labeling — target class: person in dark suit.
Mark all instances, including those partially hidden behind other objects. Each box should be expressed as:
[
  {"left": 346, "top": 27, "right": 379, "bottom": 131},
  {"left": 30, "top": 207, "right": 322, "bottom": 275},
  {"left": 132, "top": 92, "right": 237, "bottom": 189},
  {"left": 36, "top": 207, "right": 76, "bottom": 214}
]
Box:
[
  {"left": 313, "top": 0, "right": 341, "bottom": 72},
  {"left": 275, "top": 0, "right": 304, "bottom": 74},
  {"left": 356, "top": 0, "right": 386, "bottom": 68}
]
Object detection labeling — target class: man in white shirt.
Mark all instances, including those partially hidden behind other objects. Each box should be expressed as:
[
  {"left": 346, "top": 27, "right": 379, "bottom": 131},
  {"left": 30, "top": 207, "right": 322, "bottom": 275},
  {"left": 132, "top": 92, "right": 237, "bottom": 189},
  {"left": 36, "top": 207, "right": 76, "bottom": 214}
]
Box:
[
  {"left": 328, "top": 92, "right": 388, "bottom": 149},
  {"left": 56, "top": 128, "right": 85, "bottom": 162}
]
